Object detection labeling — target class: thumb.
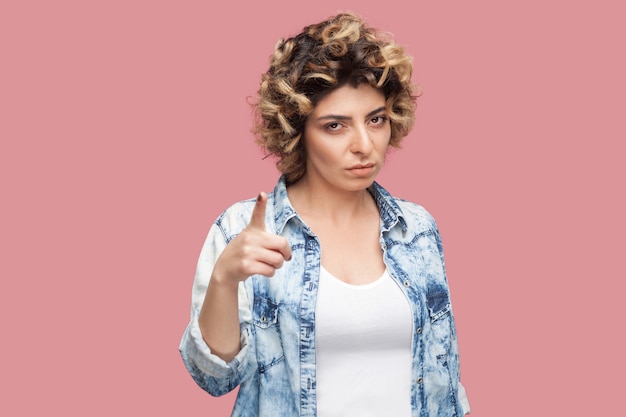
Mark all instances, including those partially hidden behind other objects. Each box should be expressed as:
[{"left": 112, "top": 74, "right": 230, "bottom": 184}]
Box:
[{"left": 248, "top": 192, "right": 268, "bottom": 231}]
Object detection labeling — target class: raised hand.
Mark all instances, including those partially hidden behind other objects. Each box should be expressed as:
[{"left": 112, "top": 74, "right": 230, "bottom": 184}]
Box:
[
  {"left": 212, "top": 192, "right": 292, "bottom": 286},
  {"left": 199, "top": 192, "right": 292, "bottom": 360}
]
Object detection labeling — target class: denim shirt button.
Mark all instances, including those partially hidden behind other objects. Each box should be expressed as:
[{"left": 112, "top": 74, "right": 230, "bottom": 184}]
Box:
[
  {"left": 417, "top": 377, "right": 423, "bottom": 384},
  {"left": 416, "top": 327, "right": 422, "bottom": 334},
  {"left": 403, "top": 280, "right": 410, "bottom": 287}
]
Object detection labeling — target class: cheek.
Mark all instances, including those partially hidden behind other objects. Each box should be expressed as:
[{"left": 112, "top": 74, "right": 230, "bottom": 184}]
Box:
[
  {"left": 376, "top": 133, "right": 391, "bottom": 153},
  {"left": 306, "top": 143, "right": 339, "bottom": 169},
  {"left": 313, "top": 140, "right": 343, "bottom": 162}
]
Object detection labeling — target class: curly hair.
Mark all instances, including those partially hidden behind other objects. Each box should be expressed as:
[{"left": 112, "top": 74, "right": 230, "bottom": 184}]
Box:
[{"left": 253, "top": 12, "right": 418, "bottom": 184}]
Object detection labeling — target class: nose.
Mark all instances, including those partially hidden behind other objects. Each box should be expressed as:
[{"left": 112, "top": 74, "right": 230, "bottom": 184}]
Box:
[{"left": 350, "top": 126, "right": 374, "bottom": 155}]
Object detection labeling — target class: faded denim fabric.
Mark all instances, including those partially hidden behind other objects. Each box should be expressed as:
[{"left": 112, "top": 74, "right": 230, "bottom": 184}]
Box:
[{"left": 180, "top": 176, "right": 470, "bottom": 417}]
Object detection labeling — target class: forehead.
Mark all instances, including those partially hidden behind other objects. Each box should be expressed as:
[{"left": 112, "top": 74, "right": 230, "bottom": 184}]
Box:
[{"left": 311, "top": 84, "right": 386, "bottom": 115}]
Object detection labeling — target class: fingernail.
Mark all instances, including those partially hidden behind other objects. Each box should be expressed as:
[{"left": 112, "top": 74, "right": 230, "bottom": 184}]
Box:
[{"left": 256, "top": 193, "right": 262, "bottom": 202}]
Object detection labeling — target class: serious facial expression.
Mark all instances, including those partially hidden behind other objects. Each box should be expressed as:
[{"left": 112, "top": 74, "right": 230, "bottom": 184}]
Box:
[{"left": 302, "top": 83, "right": 391, "bottom": 192}]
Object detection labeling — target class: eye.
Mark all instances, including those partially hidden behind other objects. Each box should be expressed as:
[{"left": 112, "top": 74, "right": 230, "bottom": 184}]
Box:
[
  {"left": 325, "top": 122, "right": 343, "bottom": 132},
  {"left": 369, "top": 115, "right": 388, "bottom": 126}
]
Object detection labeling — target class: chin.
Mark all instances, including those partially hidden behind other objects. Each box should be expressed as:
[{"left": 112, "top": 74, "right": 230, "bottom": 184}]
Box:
[{"left": 344, "top": 177, "right": 376, "bottom": 191}]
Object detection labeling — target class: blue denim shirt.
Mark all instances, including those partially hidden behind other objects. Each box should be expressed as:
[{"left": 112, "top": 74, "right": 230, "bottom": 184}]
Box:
[{"left": 180, "top": 177, "right": 470, "bottom": 416}]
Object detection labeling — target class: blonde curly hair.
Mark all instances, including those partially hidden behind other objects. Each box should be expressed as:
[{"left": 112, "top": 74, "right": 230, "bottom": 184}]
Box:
[{"left": 253, "top": 12, "right": 418, "bottom": 184}]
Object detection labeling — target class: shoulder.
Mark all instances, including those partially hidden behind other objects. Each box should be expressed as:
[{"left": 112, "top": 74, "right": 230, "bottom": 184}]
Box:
[
  {"left": 395, "top": 197, "right": 438, "bottom": 228},
  {"left": 396, "top": 198, "right": 441, "bottom": 238},
  {"left": 210, "top": 177, "right": 290, "bottom": 242},
  {"left": 213, "top": 197, "right": 257, "bottom": 243},
  {"left": 372, "top": 182, "right": 439, "bottom": 235}
]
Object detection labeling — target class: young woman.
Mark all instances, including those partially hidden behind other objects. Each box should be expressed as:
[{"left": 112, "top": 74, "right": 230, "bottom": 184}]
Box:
[{"left": 180, "top": 12, "right": 470, "bottom": 417}]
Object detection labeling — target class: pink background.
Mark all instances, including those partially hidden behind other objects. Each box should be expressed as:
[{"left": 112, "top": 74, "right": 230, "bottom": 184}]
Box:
[{"left": 1, "top": 0, "right": 624, "bottom": 415}]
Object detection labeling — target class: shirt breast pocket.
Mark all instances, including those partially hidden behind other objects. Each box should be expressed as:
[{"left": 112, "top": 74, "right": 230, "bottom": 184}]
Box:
[
  {"left": 253, "top": 297, "right": 279, "bottom": 328},
  {"left": 252, "top": 297, "right": 285, "bottom": 373},
  {"left": 427, "top": 292, "right": 452, "bottom": 361}
]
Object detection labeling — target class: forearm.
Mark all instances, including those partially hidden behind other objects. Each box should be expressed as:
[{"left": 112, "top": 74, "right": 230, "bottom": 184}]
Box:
[{"left": 198, "top": 274, "right": 242, "bottom": 363}]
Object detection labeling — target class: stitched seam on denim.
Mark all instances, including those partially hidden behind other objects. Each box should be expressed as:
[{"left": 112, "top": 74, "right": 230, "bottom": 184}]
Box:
[
  {"left": 430, "top": 305, "right": 451, "bottom": 322},
  {"left": 258, "top": 354, "right": 285, "bottom": 374}
]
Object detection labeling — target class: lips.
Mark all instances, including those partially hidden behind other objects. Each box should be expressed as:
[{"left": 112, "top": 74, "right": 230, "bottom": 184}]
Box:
[
  {"left": 347, "top": 163, "right": 376, "bottom": 177},
  {"left": 348, "top": 163, "right": 375, "bottom": 170}
]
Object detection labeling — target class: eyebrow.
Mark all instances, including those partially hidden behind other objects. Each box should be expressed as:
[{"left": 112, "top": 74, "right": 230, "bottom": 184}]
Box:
[{"left": 316, "top": 106, "right": 386, "bottom": 121}]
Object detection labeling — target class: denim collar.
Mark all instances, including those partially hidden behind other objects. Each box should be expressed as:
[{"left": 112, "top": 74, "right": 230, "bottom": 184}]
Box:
[{"left": 271, "top": 176, "right": 407, "bottom": 235}]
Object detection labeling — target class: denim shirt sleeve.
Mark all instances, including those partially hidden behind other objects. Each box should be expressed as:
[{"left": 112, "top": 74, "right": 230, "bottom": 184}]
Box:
[
  {"left": 435, "top": 227, "right": 471, "bottom": 415},
  {"left": 179, "top": 216, "right": 256, "bottom": 397}
]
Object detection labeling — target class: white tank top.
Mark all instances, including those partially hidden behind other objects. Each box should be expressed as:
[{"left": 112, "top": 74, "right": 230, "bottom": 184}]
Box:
[{"left": 315, "top": 266, "right": 413, "bottom": 417}]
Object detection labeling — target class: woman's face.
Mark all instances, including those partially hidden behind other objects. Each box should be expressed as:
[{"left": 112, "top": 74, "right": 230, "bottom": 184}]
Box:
[{"left": 301, "top": 83, "right": 391, "bottom": 193}]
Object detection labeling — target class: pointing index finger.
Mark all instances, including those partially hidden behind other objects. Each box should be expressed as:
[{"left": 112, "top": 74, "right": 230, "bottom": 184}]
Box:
[{"left": 248, "top": 192, "right": 267, "bottom": 231}]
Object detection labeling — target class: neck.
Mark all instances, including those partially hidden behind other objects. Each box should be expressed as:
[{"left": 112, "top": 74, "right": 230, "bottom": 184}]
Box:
[{"left": 287, "top": 176, "right": 377, "bottom": 222}]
